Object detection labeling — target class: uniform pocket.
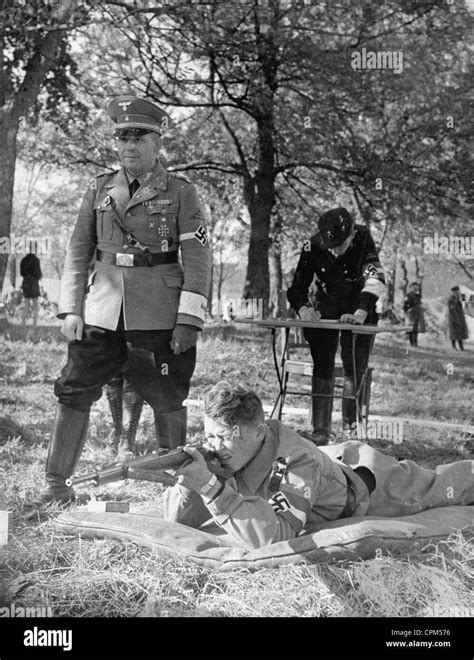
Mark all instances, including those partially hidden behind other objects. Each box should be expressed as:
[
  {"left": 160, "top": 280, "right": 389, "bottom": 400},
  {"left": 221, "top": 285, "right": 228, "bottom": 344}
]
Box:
[
  {"left": 163, "top": 274, "right": 183, "bottom": 289},
  {"left": 95, "top": 203, "right": 115, "bottom": 241}
]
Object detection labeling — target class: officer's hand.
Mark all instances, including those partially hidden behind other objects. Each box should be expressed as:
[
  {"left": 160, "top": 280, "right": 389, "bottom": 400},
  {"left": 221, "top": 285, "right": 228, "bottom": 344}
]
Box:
[
  {"left": 61, "top": 314, "right": 84, "bottom": 341},
  {"left": 170, "top": 324, "right": 198, "bottom": 355},
  {"left": 174, "top": 445, "right": 212, "bottom": 492},
  {"left": 298, "top": 306, "right": 321, "bottom": 322}
]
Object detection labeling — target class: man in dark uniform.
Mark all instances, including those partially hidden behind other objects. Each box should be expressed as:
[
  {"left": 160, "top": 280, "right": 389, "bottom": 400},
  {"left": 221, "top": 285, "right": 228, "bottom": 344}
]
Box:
[
  {"left": 287, "top": 208, "right": 385, "bottom": 445},
  {"left": 38, "top": 95, "right": 211, "bottom": 504}
]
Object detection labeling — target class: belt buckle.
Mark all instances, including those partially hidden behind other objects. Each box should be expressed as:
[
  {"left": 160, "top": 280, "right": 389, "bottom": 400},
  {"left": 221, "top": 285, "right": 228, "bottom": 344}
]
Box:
[{"left": 116, "top": 253, "right": 134, "bottom": 267}]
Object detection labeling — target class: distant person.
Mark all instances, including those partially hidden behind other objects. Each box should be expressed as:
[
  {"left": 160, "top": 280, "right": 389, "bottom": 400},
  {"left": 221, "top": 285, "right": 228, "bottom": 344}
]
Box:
[
  {"left": 448, "top": 286, "right": 469, "bottom": 350},
  {"left": 403, "top": 282, "right": 425, "bottom": 347},
  {"left": 20, "top": 253, "right": 42, "bottom": 327}
]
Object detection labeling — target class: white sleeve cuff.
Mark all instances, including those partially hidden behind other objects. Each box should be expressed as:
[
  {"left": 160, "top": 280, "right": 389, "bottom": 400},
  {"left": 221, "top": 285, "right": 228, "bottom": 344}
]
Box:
[
  {"left": 178, "top": 291, "right": 207, "bottom": 323},
  {"left": 362, "top": 278, "right": 386, "bottom": 299}
]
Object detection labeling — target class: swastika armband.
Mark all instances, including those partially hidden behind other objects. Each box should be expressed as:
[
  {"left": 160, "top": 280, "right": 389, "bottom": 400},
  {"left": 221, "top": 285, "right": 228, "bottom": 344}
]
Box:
[
  {"left": 269, "top": 491, "right": 291, "bottom": 513},
  {"left": 269, "top": 491, "right": 307, "bottom": 528},
  {"left": 363, "top": 263, "right": 378, "bottom": 279},
  {"left": 179, "top": 225, "right": 208, "bottom": 246},
  {"left": 178, "top": 291, "right": 208, "bottom": 323}
]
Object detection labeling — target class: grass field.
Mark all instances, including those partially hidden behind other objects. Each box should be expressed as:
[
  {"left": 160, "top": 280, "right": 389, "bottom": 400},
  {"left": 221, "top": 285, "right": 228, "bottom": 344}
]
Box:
[{"left": 0, "top": 323, "right": 473, "bottom": 619}]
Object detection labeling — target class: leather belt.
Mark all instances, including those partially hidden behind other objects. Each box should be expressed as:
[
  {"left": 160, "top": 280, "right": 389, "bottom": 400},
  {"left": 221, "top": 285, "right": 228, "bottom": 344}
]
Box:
[
  {"left": 337, "top": 466, "right": 375, "bottom": 519},
  {"left": 96, "top": 249, "right": 178, "bottom": 267},
  {"left": 338, "top": 473, "right": 357, "bottom": 519}
]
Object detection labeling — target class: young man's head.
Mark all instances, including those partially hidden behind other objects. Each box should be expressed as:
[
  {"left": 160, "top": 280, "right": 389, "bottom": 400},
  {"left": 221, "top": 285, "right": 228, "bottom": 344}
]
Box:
[
  {"left": 203, "top": 381, "right": 266, "bottom": 472},
  {"left": 410, "top": 281, "right": 420, "bottom": 293}
]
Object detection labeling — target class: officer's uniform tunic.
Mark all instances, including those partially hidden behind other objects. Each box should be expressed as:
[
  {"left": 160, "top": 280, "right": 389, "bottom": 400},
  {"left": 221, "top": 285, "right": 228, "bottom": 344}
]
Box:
[{"left": 55, "top": 161, "right": 211, "bottom": 412}]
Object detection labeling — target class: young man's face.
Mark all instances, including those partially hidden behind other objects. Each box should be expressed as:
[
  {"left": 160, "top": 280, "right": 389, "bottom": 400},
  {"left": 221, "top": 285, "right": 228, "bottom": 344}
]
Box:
[
  {"left": 116, "top": 132, "right": 161, "bottom": 176},
  {"left": 328, "top": 226, "right": 356, "bottom": 257},
  {"left": 203, "top": 416, "right": 266, "bottom": 472}
]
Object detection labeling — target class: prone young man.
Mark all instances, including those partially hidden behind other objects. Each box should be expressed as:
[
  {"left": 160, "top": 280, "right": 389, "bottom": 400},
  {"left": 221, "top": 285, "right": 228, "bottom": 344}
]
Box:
[{"left": 165, "top": 381, "right": 474, "bottom": 550}]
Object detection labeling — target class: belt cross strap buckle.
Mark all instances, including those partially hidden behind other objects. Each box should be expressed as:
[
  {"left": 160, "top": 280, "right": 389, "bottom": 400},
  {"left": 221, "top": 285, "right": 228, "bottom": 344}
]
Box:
[{"left": 116, "top": 253, "right": 135, "bottom": 267}]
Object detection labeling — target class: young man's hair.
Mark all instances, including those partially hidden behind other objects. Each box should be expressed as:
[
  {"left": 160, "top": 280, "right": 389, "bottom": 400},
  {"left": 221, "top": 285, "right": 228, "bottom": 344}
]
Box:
[{"left": 203, "top": 381, "right": 264, "bottom": 427}]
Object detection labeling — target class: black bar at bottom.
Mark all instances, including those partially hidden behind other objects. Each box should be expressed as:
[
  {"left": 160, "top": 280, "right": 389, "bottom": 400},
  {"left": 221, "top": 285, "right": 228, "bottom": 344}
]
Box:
[{"left": 0, "top": 617, "right": 472, "bottom": 658}]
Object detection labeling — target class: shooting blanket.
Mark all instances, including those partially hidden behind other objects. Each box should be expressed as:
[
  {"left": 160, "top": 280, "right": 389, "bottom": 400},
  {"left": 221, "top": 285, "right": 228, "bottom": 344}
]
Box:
[{"left": 54, "top": 505, "right": 474, "bottom": 570}]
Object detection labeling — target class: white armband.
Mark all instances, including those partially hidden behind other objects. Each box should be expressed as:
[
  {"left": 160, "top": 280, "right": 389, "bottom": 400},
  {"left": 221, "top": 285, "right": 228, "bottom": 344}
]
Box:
[
  {"left": 178, "top": 291, "right": 207, "bottom": 323},
  {"left": 362, "top": 278, "right": 386, "bottom": 299}
]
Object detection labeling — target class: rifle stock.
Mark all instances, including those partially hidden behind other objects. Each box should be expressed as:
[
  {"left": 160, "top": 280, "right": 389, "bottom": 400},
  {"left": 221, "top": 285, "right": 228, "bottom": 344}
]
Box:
[{"left": 68, "top": 445, "right": 232, "bottom": 488}]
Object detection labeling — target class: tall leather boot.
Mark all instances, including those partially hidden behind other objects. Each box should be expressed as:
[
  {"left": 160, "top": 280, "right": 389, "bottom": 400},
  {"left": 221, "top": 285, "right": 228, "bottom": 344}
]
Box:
[
  {"left": 39, "top": 404, "right": 90, "bottom": 504},
  {"left": 311, "top": 378, "right": 334, "bottom": 445},
  {"left": 155, "top": 408, "right": 187, "bottom": 450},
  {"left": 342, "top": 377, "right": 361, "bottom": 438},
  {"left": 105, "top": 377, "right": 123, "bottom": 449},
  {"left": 115, "top": 390, "right": 144, "bottom": 463},
  {"left": 299, "top": 378, "right": 333, "bottom": 446}
]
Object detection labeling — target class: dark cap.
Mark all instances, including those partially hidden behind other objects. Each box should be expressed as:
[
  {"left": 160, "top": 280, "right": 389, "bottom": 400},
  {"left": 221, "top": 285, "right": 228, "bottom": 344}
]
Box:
[
  {"left": 318, "top": 207, "right": 355, "bottom": 248},
  {"left": 451, "top": 285, "right": 460, "bottom": 291},
  {"left": 107, "top": 95, "right": 172, "bottom": 135}
]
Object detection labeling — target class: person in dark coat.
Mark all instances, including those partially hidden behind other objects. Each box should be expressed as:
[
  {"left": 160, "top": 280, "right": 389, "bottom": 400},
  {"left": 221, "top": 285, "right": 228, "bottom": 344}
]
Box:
[
  {"left": 20, "top": 253, "right": 42, "bottom": 326},
  {"left": 287, "top": 208, "right": 386, "bottom": 445},
  {"left": 403, "top": 282, "right": 425, "bottom": 346},
  {"left": 448, "top": 286, "right": 469, "bottom": 350}
]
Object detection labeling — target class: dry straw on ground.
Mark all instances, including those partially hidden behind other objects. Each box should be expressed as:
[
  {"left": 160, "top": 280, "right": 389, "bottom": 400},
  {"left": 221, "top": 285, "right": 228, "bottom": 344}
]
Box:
[{"left": 1, "top": 330, "right": 473, "bottom": 618}]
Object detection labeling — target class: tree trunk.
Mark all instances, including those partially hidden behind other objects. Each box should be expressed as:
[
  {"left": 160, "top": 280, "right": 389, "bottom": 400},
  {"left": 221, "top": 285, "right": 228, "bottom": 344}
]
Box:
[
  {"left": 242, "top": 120, "right": 276, "bottom": 311},
  {"left": 0, "top": 117, "right": 19, "bottom": 290},
  {"left": 414, "top": 255, "right": 425, "bottom": 292},
  {"left": 399, "top": 258, "right": 408, "bottom": 301},
  {"left": 7, "top": 255, "right": 17, "bottom": 289},
  {"left": 386, "top": 266, "right": 396, "bottom": 305},
  {"left": 0, "top": 0, "right": 77, "bottom": 293}
]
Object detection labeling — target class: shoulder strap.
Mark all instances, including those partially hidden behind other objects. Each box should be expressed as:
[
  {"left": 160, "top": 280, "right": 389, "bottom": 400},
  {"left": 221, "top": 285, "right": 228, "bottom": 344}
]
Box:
[{"left": 103, "top": 194, "right": 151, "bottom": 254}]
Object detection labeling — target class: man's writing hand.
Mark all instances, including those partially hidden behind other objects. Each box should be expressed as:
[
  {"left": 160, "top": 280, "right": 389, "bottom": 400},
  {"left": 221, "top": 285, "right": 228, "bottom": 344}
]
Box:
[
  {"left": 340, "top": 309, "right": 368, "bottom": 325},
  {"left": 174, "top": 445, "right": 212, "bottom": 491},
  {"left": 170, "top": 324, "right": 198, "bottom": 355},
  {"left": 298, "top": 306, "right": 321, "bottom": 322},
  {"left": 61, "top": 314, "right": 84, "bottom": 341}
]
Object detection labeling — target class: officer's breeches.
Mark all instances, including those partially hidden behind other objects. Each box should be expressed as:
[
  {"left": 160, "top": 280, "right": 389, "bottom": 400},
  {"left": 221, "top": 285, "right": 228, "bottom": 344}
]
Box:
[
  {"left": 54, "top": 323, "right": 196, "bottom": 413},
  {"left": 304, "top": 327, "right": 373, "bottom": 383},
  {"left": 321, "top": 441, "right": 474, "bottom": 517}
]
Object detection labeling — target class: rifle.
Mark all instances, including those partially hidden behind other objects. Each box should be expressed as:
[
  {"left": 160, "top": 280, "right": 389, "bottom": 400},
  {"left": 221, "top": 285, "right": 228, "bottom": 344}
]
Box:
[{"left": 67, "top": 445, "right": 232, "bottom": 489}]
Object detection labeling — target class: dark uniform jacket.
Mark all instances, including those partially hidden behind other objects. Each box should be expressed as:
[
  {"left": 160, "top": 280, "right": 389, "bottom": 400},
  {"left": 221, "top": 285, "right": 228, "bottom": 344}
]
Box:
[
  {"left": 287, "top": 225, "right": 385, "bottom": 320},
  {"left": 58, "top": 162, "right": 211, "bottom": 331}
]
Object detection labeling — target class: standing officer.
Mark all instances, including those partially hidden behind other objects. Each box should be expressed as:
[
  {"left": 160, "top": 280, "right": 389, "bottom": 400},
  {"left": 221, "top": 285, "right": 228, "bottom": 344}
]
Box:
[
  {"left": 287, "top": 208, "right": 386, "bottom": 445},
  {"left": 39, "top": 95, "right": 211, "bottom": 504}
]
